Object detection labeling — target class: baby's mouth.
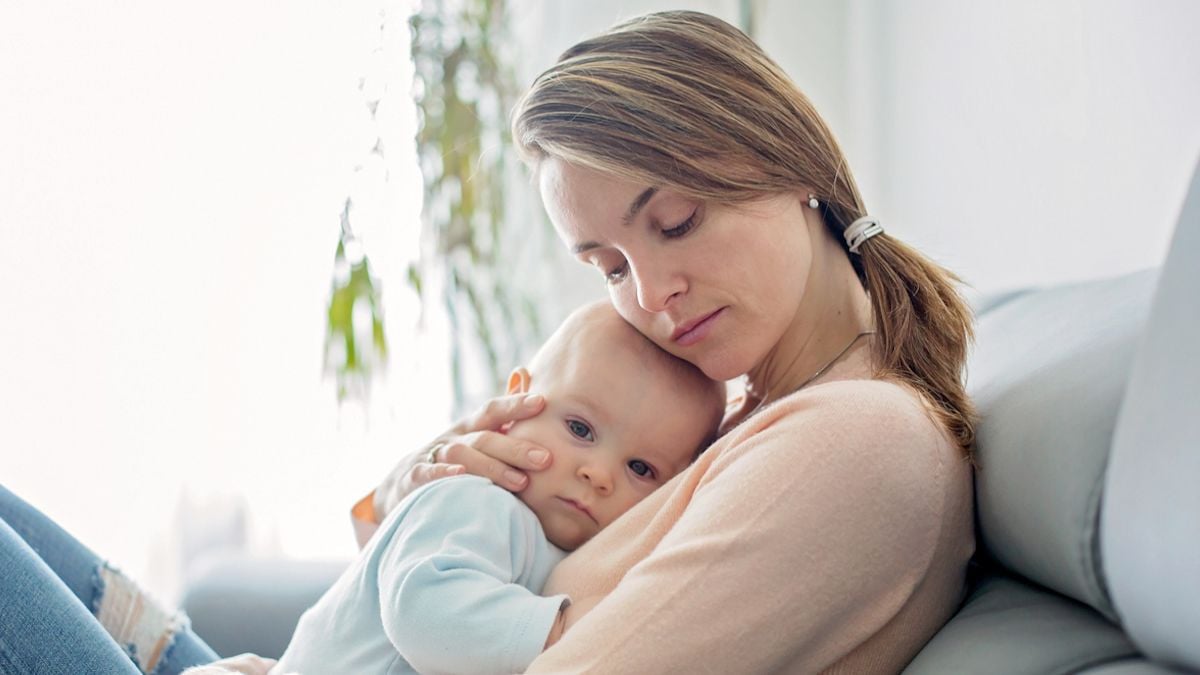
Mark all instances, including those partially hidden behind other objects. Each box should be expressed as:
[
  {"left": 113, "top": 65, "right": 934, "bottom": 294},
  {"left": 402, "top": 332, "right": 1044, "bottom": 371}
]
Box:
[{"left": 555, "top": 496, "right": 597, "bottom": 524}]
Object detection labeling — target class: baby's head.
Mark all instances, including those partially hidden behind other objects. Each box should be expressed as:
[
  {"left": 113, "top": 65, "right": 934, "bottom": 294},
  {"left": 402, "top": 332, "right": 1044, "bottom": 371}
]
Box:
[{"left": 505, "top": 301, "right": 724, "bottom": 550}]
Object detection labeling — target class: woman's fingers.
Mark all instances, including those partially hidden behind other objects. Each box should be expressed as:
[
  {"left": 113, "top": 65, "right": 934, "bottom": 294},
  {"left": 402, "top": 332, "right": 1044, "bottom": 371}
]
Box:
[
  {"left": 466, "top": 393, "right": 546, "bottom": 433},
  {"left": 195, "top": 653, "right": 278, "bottom": 675},
  {"left": 439, "top": 437, "right": 540, "bottom": 492},
  {"left": 409, "top": 461, "right": 466, "bottom": 486},
  {"left": 375, "top": 393, "right": 552, "bottom": 519},
  {"left": 458, "top": 428, "right": 553, "bottom": 473},
  {"left": 375, "top": 458, "right": 463, "bottom": 516},
  {"left": 406, "top": 435, "right": 541, "bottom": 493}
]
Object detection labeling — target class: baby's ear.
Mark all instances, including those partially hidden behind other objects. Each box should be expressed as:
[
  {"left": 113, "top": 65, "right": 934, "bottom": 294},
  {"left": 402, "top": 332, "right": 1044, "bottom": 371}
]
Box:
[{"left": 506, "top": 367, "right": 532, "bottom": 395}]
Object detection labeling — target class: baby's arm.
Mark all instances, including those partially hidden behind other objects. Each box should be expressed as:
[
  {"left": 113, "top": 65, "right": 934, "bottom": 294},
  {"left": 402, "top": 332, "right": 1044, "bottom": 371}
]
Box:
[{"left": 377, "top": 478, "right": 568, "bottom": 675}]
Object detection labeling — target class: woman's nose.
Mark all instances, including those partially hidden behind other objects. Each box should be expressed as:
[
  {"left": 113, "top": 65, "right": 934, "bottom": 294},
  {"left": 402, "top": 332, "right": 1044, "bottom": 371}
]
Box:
[
  {"left": 629, "top": 257, "right": 685, "bottom": 313},
  {"left": 578, "top": 462, "right": 614, "bottom": 495}
]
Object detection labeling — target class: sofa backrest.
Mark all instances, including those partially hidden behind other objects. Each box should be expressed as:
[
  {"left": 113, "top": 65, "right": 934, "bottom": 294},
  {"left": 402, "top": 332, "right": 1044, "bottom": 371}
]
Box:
[
  {"left": 968, "top": 158, "right": 1200, "bottom": 669},
  {"left": 969, "top": 268, "right": 1156, "bottom": 622},
  {"left": 1102, "top": 160, "right": 1200, "bottom": 671}
]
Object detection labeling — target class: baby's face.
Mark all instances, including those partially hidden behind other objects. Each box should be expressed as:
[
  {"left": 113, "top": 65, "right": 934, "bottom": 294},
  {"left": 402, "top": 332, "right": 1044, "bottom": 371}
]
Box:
[{"left": 508, "top": 322, "right": 718, "bottom": 550}]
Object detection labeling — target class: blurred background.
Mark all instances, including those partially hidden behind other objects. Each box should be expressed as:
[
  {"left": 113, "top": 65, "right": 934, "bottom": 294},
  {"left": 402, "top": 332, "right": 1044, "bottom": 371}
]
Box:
[{"left": 1, "top": 0, "right": 1198, "bottom": 605}]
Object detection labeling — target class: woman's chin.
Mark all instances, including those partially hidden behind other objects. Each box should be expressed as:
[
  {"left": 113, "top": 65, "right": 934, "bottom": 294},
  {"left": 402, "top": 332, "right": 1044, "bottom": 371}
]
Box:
[{"left": 691, "top": 351, "right": 751, "bottom": 383}]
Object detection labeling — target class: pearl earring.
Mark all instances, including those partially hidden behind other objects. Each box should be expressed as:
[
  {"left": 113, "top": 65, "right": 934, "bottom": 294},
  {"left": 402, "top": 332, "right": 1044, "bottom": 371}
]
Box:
[{"left": 807, "top": 194, "right": 820, "bottom": 209}]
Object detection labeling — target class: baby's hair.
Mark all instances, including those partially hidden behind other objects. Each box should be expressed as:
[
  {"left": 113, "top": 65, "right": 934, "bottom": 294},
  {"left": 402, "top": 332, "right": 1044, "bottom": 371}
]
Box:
[
  {"left": 632, "top": 334, "right": 725, "bottom": 458},
  {"left": 530, "top": 300, "right": 726, "bottom": 458}
]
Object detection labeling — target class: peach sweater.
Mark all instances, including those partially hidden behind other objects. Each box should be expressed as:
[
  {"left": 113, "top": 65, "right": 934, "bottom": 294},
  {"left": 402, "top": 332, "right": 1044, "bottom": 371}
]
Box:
[{"left": 525, "top": 379, "right": 974, "bottom": 674}]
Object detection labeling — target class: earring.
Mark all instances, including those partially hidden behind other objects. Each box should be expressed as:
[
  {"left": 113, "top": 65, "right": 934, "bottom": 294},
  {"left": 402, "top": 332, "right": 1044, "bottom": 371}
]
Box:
[{"left": 807, "top": 194, "right": 820, "bottom": 209}]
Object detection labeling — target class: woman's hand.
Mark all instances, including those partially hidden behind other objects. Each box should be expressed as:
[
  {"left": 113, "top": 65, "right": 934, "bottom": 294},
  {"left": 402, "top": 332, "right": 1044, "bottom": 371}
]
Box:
[
  {"left": 182, "top": 653, "right": 277, "bottom": 675},
  {"left": 372, "top": 393, "right": 552, "bottom": 521}
]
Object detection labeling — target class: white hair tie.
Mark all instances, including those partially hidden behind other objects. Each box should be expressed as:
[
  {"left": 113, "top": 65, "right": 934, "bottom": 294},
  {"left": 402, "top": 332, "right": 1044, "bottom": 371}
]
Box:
[{"left": 843, "top": 216, "right": 884, "bottom": 254}]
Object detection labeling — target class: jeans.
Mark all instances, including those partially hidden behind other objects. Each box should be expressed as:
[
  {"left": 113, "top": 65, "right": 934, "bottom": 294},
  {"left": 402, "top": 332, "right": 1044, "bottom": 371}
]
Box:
[{"left": 0, "top": 484, "right": 219, "bottom": 675}]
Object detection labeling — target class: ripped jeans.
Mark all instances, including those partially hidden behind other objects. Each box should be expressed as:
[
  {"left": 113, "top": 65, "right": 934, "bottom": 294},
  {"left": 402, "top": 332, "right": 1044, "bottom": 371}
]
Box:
[{"left": 0, "top": 484, "right": 219, "bottom": 675}]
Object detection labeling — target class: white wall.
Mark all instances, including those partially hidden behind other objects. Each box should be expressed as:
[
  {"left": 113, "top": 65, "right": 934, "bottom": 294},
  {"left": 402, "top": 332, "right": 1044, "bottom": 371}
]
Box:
[{"left": 759, "top": 0, "right": 1200, "bottom": 293}]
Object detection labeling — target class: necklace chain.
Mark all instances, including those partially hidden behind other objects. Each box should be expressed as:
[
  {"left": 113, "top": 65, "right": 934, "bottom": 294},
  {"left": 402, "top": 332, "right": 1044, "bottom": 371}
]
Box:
[{"left": 747, "top": 330, "right": 875, "bottom": 418}]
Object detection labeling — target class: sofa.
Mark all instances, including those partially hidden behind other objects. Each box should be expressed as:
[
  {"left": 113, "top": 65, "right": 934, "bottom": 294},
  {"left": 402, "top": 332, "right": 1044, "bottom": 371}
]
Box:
[
  {"left": 182, "top": 164, "right": 1200, "bottom": 673},
  {"left": 904, "top": 161, "right": 1199, "bottom": 674}
]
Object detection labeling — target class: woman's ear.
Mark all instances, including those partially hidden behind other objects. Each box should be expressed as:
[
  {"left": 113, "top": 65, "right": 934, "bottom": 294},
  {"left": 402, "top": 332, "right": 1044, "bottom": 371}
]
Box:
[{"left": 507, "top": 367, "right": 532, "bottom": 395}]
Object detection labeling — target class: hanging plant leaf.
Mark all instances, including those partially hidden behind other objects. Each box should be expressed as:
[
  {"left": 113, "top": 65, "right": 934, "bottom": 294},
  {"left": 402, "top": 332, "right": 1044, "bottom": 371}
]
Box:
[
  {"left": 408, "top": 0, "right": 541, "bottom": 412},
  {"left": 323, "top": 197, "right": 388, "bottom": 404}
]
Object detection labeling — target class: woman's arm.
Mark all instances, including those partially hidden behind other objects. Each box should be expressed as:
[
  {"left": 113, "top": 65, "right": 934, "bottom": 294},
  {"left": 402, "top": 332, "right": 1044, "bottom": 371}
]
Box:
[{"left": 529, "top": 385, "right": 957, "bottom": 673}]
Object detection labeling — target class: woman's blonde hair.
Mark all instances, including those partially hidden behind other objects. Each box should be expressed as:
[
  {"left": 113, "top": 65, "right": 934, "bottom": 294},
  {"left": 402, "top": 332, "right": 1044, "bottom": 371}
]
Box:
[{"left": 511, "top": 10, "right": 976, "bottom": 455}]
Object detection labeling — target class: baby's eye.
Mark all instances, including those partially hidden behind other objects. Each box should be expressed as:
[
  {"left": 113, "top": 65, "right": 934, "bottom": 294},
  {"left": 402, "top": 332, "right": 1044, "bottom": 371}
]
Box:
[
  {"left": 628, "top": 460, "right": 656, "bottom": 479},
  {"left": 566, "top": 419, "right": 595, "bottom": 442}
]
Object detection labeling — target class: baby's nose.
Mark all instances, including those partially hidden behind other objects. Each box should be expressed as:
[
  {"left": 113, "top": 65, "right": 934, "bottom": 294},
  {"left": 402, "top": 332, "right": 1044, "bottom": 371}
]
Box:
[{"left": 578, "top": 463, "right": 614, "bottom": 494}]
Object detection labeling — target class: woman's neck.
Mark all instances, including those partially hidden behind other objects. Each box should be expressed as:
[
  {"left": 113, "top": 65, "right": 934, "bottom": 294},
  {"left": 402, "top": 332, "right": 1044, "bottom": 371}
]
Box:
[{"left": 744, "top": 220, "right": 875, "bottom": 406}]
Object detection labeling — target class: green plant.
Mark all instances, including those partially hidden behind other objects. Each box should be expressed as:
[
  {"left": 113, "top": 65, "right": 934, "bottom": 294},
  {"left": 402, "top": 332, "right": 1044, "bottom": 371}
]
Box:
[
  {"left": 408, "top": 0, "right": 541, "bottom": 410},
  {"left": 323, "top": 198, "right": 388, "bottom": 404},
  {"left": 323, "top": 11, "right": 396, "bottom": 406}
]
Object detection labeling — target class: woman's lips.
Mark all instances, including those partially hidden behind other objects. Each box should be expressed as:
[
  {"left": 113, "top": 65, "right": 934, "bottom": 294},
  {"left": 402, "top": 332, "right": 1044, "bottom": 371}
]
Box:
[
  {"left": 556, "top": 497, "right": 597, "bottom": 523},
  {"left": 672, "top": 307, "right": 725, "bottom": 347}
]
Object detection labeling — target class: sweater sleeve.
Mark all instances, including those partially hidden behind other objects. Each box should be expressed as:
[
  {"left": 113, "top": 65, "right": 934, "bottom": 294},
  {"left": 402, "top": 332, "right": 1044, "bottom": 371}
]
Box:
[
  {"left": 377, "top": 478, "right": 568, "bottom": 675},
  {"left": 527, "top": 383, "right": 950, "bottom": 674}
]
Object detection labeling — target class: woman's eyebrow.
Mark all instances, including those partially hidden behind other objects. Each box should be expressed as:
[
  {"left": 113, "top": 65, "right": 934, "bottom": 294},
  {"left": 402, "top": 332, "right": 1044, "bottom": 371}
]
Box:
[
  {"left": 571, "top": 240, "right": 601, "bottom": 255},
  {"left": 570, "top": 187, "right": 657, "bottom": 255},
  {"left": 622, "top": 187, "right": 657, "bottom": 226}
]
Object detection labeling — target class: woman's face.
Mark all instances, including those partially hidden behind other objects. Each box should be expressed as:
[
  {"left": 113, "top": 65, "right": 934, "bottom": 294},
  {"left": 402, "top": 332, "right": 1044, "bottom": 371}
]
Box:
[{"left": 538, "top": 158, "right": 814, "bottom": 381}]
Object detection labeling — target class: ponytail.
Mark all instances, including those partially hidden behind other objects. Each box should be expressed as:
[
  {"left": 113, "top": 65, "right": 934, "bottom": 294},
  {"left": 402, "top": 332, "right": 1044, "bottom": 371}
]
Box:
[{"left": 856, "top": 234, "right": 977, "bottom": 456}]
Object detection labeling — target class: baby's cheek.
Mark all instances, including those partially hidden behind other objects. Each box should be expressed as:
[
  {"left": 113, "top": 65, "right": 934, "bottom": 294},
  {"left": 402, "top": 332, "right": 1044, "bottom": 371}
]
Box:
[{"left": 545, "top": 514, "right": 589, "bottom": 551}]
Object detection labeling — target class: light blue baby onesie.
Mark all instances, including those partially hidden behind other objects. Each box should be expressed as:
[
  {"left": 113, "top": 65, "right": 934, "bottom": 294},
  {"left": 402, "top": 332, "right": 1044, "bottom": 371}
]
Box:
[{"left": 275, "top": 475, "right": 568, "bottom": 675}]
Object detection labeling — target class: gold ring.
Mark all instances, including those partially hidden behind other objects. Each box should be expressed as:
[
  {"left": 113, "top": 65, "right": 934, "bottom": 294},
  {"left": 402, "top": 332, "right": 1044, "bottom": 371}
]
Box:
[{"left": 426, "top": 441, "right": 448, "bottom": 465}]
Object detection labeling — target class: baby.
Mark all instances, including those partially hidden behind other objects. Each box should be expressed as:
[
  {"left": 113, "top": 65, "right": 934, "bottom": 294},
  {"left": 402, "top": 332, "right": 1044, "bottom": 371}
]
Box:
[{"left": 274, "top": 301, "right": 725, "bottom": 674}]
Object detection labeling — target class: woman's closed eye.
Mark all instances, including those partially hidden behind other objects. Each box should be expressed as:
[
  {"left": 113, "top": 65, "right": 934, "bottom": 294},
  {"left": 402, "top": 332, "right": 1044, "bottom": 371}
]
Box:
[
  {"left": 566, "top": 418, "right": 595, "bottom": 442},
  {"left": 586, "top": 251, "right": 628, "bottom": 284},
  {"left": 596, "top": 209, "right": 698, "bottom": 284},
  {"left": 604, "top": 261, "right": 629, "bottom": 284},
  {"left": 660, "top": 209, "right": 698, "bottom": 238}
]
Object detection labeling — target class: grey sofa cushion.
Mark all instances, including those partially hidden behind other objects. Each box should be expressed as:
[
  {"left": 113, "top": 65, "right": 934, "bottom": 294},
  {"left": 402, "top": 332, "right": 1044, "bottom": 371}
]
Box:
[
  {"left": 181, "top": 554, "right": 348, "bottom": 659},
  {"left": 968, "top": 268, "right": 1157, "bottom": 620},
  {"left": 1102, "top": 162, "right": 1200, "bottom": 671},
  {"left": 904, "top": 574, "right": 1137, "bottom": 675},
  {"left": 1078, "top": 661, "right": 1191, "bottom": 674}
]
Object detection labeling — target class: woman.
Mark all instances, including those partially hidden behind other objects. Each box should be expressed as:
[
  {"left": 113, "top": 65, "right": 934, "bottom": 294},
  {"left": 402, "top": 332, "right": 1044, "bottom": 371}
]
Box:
[{"left": 361, "top": 10, "right": 976, "bottom": 674}]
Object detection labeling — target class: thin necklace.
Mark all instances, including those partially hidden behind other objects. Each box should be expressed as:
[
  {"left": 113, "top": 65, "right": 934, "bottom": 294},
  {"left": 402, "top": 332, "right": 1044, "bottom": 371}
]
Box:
[{"left": 747, "top": 330, "right": 875, "bottom": 418}]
